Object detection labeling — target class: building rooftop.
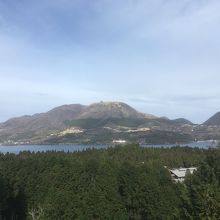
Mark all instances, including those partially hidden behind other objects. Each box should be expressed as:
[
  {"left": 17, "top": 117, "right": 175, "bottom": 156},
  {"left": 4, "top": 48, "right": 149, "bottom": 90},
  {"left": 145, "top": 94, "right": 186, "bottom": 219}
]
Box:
[{"left": 168, "top": 167, "right": 197, "bottom": 182}]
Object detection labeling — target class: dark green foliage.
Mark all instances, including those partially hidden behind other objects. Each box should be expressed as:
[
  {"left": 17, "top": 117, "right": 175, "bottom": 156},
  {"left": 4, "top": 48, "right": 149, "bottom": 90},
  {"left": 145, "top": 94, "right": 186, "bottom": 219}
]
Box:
[
  {"left": 0, "top": 173, "right": 26, "bottom": 219},
  {"left": 184, "top": 152, "right": 220, "bottom": 219},
  {"left": 0, "top": 145, "right": 220, "bottom": 219},
  {"left": 65, "top": 117, "right": 148, "bottom": 129}
]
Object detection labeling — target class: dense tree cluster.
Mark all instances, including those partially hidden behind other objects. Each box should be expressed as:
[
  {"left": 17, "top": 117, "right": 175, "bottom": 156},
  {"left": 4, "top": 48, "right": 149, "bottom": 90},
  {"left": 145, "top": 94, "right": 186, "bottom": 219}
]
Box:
[{"left": 0, "top": 144, "right": 220, "bottom": 219}]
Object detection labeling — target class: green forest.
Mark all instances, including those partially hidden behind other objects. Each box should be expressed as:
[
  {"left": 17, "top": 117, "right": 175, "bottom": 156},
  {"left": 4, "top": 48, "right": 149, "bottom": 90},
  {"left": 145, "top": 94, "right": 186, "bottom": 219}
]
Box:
[{"left": 0, "top": 144, "right": 220, "bottom": 219}]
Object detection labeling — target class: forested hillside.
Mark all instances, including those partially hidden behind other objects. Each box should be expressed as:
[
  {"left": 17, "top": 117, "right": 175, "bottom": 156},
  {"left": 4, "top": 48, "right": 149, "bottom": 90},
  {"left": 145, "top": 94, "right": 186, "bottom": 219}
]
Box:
[{"left": 0, "top": 145, "right": 220, "bottom": 219}]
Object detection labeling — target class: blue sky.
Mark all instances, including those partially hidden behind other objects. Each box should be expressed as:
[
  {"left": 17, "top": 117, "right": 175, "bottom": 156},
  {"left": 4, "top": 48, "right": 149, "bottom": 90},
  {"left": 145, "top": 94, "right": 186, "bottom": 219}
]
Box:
[{"left": 0, "top": 0, "right": 220, "bottom": 123}]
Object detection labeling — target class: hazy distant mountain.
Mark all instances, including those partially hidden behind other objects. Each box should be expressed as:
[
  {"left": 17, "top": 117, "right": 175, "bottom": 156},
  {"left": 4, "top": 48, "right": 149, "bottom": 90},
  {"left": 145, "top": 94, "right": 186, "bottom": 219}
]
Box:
[
  {"left": 0, "top": 101, "right": 197, "bottom": 144},
  {"left": 0, "top": 104, "right": 85, "bottom": 132},
  {"left": 203, "top": 112, "right": 220, "bottom": 126},
  {"left": 172, "top": 118, "right": 194, "bottom": 125},
  {"left": 0, "top": 102, "right": 149, "bottom": 137},
  {"left": 0, "top": 102, "right": 154, "bottom": 132},
  {"left": 78, "top": 101, "right": 155, "bottom": 119}
]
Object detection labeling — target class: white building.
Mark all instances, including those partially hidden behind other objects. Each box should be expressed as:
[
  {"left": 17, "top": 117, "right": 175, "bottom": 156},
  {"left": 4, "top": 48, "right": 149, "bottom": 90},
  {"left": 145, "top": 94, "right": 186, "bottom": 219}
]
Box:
[
  {"left": 112, "top": 139, "right": 127, "bottom": 144},
  {"left": 169, "top": 167, "right": 197, "bottom": 183}
]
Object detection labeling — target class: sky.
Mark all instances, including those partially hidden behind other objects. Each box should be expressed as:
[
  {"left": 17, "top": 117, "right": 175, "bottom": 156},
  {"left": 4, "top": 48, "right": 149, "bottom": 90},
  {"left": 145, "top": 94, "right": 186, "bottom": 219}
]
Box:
[{"left": 0, "top": 0, "right": 220, "bottom": 123}]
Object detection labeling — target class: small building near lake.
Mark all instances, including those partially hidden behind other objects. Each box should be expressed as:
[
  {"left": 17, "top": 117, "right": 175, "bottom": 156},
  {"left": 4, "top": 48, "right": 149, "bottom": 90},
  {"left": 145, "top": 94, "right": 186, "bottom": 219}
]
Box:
[
  {"left": 112, "top": 139, "right": 127, "bottom": 144},
  {"left": 169, "top": 167, "right": 197, "bottom": 183}
]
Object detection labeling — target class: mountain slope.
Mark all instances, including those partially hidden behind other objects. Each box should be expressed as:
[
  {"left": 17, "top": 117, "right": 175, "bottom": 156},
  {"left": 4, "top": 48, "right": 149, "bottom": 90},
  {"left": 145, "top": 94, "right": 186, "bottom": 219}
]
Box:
[
  {"left": 0, "top": 102, "right": 154, "bottom": 132},
  {"left": 172, "top": 118, "right": 193, "bottom": 125},
  {"left": 203, "top": 112, "right": 220, "bottom": 126},
  {"left": 78, "top": 101, "right": 155, "bottom": 119},
  {"left": 0, "top": 104, "right": 85, "bottom": 133},
  {"left": 0, "top": 101, "right": 195, "bottom": 144}
]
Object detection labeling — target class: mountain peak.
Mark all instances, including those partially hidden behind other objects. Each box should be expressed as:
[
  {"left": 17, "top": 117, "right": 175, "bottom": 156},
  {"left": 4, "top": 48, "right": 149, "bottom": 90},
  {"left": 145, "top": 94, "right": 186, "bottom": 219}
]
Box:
[
  {"left": 173, "top": 118, "right": 193, "bottom": 125},
  {"left": 0, "top": 101, "right": 198, "bottom": 144},
  {"left": 203, "top": 112, "right": 220, "bottom": 126},
  {"left": 79, "top": 101, "right": 146, "bottom": 119}
]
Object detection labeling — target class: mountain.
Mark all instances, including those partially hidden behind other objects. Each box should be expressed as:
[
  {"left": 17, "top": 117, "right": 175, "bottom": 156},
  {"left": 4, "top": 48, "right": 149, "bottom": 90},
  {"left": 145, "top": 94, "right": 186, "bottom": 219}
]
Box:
[
  {"left": 0, "top": 104, "right": 85, "bottom": 132},
  {"left": 172, "top": 118, "right": 194, "bottom": 125},
  {"left": 0, "top": 102, "right": 154, "bottom": 132},
  {"left": 78, "top": 101, "right": 155, "bottom": 119},
  {"left": 203, "top": 112, "right": 220, "bottom": 126},
  {"left": 0, "top": 101, "right": 195, "bottom": 145},
  {"left": 0, "top": 104, "right": 86, "bottom": 142}
]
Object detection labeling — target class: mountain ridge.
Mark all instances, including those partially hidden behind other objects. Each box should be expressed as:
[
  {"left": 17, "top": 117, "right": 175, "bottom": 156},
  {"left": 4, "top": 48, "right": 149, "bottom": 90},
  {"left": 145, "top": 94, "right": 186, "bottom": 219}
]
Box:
[
  {"left": 203, "top": 112, "right": 220, "bottom": 126},
  {"left": 2, "top": 101, "right": 217, "bottom": 145}
]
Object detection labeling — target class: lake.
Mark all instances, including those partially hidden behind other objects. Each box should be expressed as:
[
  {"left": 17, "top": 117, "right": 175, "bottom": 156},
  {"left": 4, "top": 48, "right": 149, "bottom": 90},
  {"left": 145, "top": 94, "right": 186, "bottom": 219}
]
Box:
[{"left": 0, "top": 140, "right": 218, "bottom": 154}]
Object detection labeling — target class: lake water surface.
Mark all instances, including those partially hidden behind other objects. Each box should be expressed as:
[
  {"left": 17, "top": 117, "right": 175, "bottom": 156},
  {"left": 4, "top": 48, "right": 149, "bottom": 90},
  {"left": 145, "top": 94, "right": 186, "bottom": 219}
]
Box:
[{"left": 0, "top": 140, "right": 218, "bottom": 154}]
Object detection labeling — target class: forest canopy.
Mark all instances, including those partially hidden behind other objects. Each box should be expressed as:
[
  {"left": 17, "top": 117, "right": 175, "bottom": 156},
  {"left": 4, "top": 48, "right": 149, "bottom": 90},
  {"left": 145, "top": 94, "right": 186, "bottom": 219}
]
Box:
[{"left": 0, "top": 144, "right": 220, "bottom": 219}]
